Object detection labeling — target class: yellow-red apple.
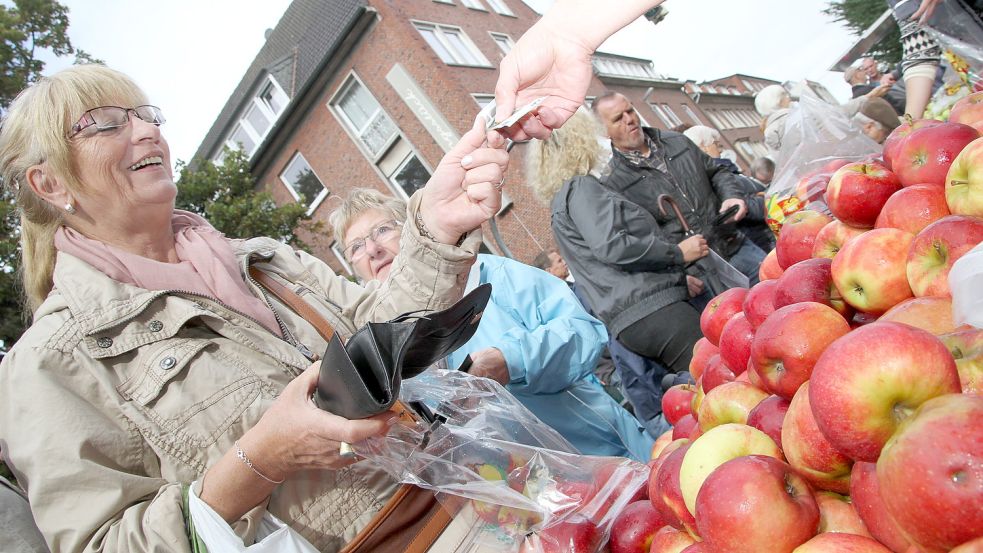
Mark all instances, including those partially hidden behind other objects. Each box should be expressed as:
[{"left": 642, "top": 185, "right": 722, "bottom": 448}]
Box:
[
  {"left": 700, "top": 354, "right": 735, "bottom": 393},
  {"left": 938, "top": 329, "right": 983, "bottom": 394},
  {"left": 775, "top": 257, "right": 853, "bottom": 318},
  {"left": 945, "top": 136, "right": 983, "bottom": 217},
  {"left": 850, "top": 461, "right": 921, "bottom": 553},
  {"left": 906, "top": 215, "right": 983, "bottom": 297},
  {"left": 777, "top": 210, "right": 834, "bottom": 269},
  {"left": 699, "top": 287, "right": 748, "bottom": 346},
  {"left": 662, "top": 384, "right": 697, "bottom": 426},
  {"left": 894, "top": 122, "right": 979, "bottom": 187},
  {"left": 950, "top": 91, "right": 983, "bottom": 133},
  {"left": 743, "top": 279, "right": 779, "bottom": 329},
  {"left": 879, "top": 296, "right": 959, "bottom": 336},
  {"left": 882, "top": 118, "right": 944, "bottom": 172},
  {"left": 718, "top": 312, "right": 754, "bottom": 375},
  {"left": 746, "top": 395, "right": 791, "bottom": 452},
  {"left": 688, "top": 337, "right": 718, "bottom": 382},
  {"left": 760, "top": 248, "right": 784, "bottom": 280},
  {"left": 649, "top": 525, "right": 698, "bottom": 553},
  {"left": 831, "top": 228, "right": 915, "bottom": 315},
  {"left": 793, "top": 533, "right": 892, "bottom": 553},
  {"left": 815, "top": 491, "right": 872, "bottom": 537},
  {"left": 826, "top": 162, "right": 902, "bottom": 228},
  {"left": 697, "top": 381, "right": 769, "bottom": 431},
  {"left": 651, "top": 442, "right": 696, "bottom": 534},
  {"left": 608, "top": 500, "right": 670, "bottom": 553},
  {"left": 783, "top": 382, "right": 853, "bottom": 494},
  {"left": 874, "top": 184, "right": 950, "bottom": 235},
  {"left": 813, "top": 220, "right": 867, "bottom": 259}
]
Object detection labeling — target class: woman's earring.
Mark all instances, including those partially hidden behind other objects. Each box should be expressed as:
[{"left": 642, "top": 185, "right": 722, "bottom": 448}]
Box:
[{"left": 64, "top": 202, "right": 76, "bottom": 215}]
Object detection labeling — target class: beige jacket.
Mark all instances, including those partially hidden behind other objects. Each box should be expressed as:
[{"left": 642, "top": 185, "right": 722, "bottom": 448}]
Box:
[{"left": 0, "top": 195, "right": 479, "bottom": 553}]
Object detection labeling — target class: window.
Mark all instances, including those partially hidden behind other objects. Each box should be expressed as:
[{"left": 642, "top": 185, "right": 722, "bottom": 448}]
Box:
[
  {"left": 219, "top": 75, "right": 289, "bottom": 159},
  {"left": 330, "top": 242, "right": 355, "bottom": 276},
  {"left": 485, "top": 0, "right": 514, "bottom": 15},
  {"left": 472, "top": 93, "right": 495, "bottom": 109},
  {"left": 391, "top": 154, "right": 432, "bottom": 198},
  {"left": 489, "top": 32, "right": 514, "bottom": 55},
  {"left": 741, "top": 79, "right": 754, "bottom": 92},
  {"left": 414, "top": 22, "right": 491, "bottom": 66},
  {"left": 649, "top": 103, "right": 682, "bottom": 128},
  {"left": 433, "top": 0, "right": 454, "bottom": 3},
  {"left": 332, "top": 76, "right": 398, "bottom": 158},
  {"left": 460, "top": 0, "right": 486, "bottom": 9},
  {"left": 592, "top": 54, "right": 659, "bottom": 80},
  {"left": 682, "top": 104, "right": 702, "bottom": 124},
  {"left": 280, "top": 153, "right": 328, "bottom": 212},
  {"left": 660, "top": 104, "right": 683, "bottom": 127}
]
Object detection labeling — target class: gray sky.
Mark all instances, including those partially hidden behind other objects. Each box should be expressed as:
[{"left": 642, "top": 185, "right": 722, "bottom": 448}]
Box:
[{"left": 40, "top": 0, "right": 862, "bottom": 169}]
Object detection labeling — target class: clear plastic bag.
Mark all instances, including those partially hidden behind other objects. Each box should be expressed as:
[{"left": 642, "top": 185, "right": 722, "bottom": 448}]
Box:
[
  {"left": 764, "top": 91, "right": 882, "bottom": 232},
  {"left": 950, "top": 242, "right": 983, "bottom": 329},
  {"left": 923, "top": 5, "right": 983, "bottom": 120},
  {"left": 353, "top": 369, "right": 650, "bottom": 552}
]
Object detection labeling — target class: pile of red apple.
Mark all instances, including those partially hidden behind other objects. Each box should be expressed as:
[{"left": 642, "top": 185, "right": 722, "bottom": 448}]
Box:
[{"left": 606, "top": 115, "right": 983, "bottom": 553}]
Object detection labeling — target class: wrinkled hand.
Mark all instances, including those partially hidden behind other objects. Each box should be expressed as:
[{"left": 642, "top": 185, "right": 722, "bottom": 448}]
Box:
[
  {"left": 686, "top": 275, "right": 705, "bottom": 298},
  {"left": 419, "top": 117, "right": 510, "bottom": 244},
  {"left": 679, "top": 234, "right": 709, "bottom": 263},
  {"left": 912, "top": 0, "right": 941, "bottom": 24},
  {"left": 467, "top": 347, "right": 511, "bottom": 385},
  {"left": 492, "top": 17, "right": 593, "bottom": 141},
  {"left": 720, "top": 198, "right": 747, "bottom": 222},
  {"left": 242, "top": 363, "right": 397, "bottom": 479}
]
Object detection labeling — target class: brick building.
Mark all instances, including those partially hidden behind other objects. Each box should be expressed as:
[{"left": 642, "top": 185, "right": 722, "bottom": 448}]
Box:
[{"left": 193, "top": 0, "right": 779, "bottom": 273}]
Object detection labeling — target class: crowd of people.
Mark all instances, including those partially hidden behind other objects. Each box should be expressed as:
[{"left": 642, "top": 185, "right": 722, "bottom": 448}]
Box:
[{"left": 0, "top": 0, "right": 977, "bottom": 551}]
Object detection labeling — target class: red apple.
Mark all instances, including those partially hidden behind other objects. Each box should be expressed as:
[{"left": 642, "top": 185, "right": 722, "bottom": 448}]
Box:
[
  {"left": 950, "top": 91, "right": 983, "bottom": 133},
  {"left": 825, "top": 162, "right": 902, "bottom": 228},
  {"left": 877, "top": 394, "right": 983, "bottom": 551},
  {"left": 850, "top": 462, "right": 920, "bottom": 553},
  {"left": 651, "top": 442, "right": 697, "bottom": 534},
  {"left": 519, "top": 516, "right": 602, "bottom": 553},
  {"left": 746, "top": 395, "right": 791, "bottom": 451},
  {"left": 831, "top": 228, "right": 915, "bottom": 315},
  {"left": 793, "top": 533, "right": 892, "bottom": 552},
  {"left": 796, "top": 172, "right": 833, "bottom": 204},
  {"left": 680, "top": 544, "right": 709, "bottom": 553},
  {"left": 750, "top": 302, "right": 851, "bottom": 400},
  {"left": 906, "top": 215, "right": 983, "bottom": 297},
  {"left": 874, "top": 184, "right": 951, "bottom": 235},
  {"left": 946, "top": 136, "right": 983, "bottom": 217},
  {"left": 662, "top": 384, "right": 697, "bottom": 426},
  {"left": 650, "top": 429, "right": 676, "bottom": 461},
  {"left": 815, "top": 491, "right": 872, "bottom": 537},
  {"left": 699, "top": 287, "right": 749, "bottom": 346},
  {"left": 743, "top": 279, "right": 779, "bottom": 329},
  {"left": 695, "top": 455, "right": 820, "bottom": 553},
  {"left": 688, "top": 337, "right": 719, "bottom": 382},
  {"left": 777, "top": 210, "right": 834, "bottom": 269},
  {"left": 649, "top": 525, "right": 698, "bottom": 553},
  {"left": 893, "top": 122, "right": 979, "bottom": 187},
  {"left": 774, "top": 257, "right": 853, "bottom": 318},
  {"left": 718, "top": 312, "right": 754, "bottom": 375},
  {"left": 812, "top": 220, "right": 867, "bottom": 259},
  {"left": 938, "top": 329, "right": 983, "bottom": 394},
  {"left": 809, "top": 322, "right": 962, "bottom": 462},
  {"left": 672, "top": 414, "right": 698, "bottom": 442},
  {"left": 608, "top": 500, "right": 670, "bottom": 553},
  {"left": 760, "top": 248, "right": 785, "bottom": 280},
  {"left": 879, "top": 296, "right": 960, "bottom": 336},
  {"left": 882, "top": 119, "right": 944, "bottom": 171},
  {"left": 696, "top": 381, "right": 769, "bottom": 431},
  {"left": 700, "top": 355, "right": 735, "bottom": 393},
  {"left": 951, "top": 537, "right": 983, "bottom": 553},
  {"left": 679, "top": 423, "right": 782, "bottom": 515},
  {"left": 782, "top": 382, "right": 853, "bottom": 494}
]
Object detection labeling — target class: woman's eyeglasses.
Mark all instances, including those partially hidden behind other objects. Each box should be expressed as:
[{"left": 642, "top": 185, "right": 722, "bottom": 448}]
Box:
[
  {"left": 68, "top": 105, "right": 165, "bottom": 138},
  {"left": 345, "top": 220, "right": 402, "bottom": 261}
]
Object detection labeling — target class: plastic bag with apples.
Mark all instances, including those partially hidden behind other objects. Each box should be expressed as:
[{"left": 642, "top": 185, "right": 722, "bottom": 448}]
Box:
[
  {"left": 352, "top": 368, "right": 651, "bottom": 552},
  {"left": 764, "top": 91, "right": 881, "bottom": 232}
]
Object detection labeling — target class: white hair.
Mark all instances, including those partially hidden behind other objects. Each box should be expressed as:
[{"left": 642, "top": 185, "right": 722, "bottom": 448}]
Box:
[
  {"left": 682, "top": 125, "right": 719, "bottom": 148},
  {"left": 754, "top": 85, "right": 790, "bottom": 117}
]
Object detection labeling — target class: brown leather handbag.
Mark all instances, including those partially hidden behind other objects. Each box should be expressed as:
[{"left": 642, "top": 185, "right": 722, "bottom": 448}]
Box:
[{"left": 249, "top": 268, "right": 463, "bottom": 553}]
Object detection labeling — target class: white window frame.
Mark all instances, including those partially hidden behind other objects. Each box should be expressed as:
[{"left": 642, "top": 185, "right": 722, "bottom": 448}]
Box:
[
  {"left": 459, "top": 0, "right": 486, "bottom": 10},
  {"left": 647, "top": 103, "right": 675, "bottom": 128},
  {"left": 219, "top": 74, "right": 289, "bottom": 159},
  {"left": 485, "top": 0, "right": 515, "bottom": 16},
  {"left": 328, "top": 73, "right": 399, "bottom": 161},
  {"left": 413, "top": 21, "right": 492, "bottom": 67},
  {"left": 279, "top": 152, "right": 329, "bottom": 215},
  {"left": 660, "top": 104, "right": 683, "bottom": 127},
  {"left": 388, "top": 153, "right": 433, "bottom": 200},
  {"left": 433, "top": 0, "right": 454, "bottom": 3},
  {"left": 488, "top": 31, "right": 514, "bottom": 55},
  {"left": 330, "top": 241, "right": 355, "bottom": 276},
  {"left": 682, "top": 104, "right": 703, "bottom": 125},
  {"left": 472, "top": 93, "right": 495, "bottom": 109}
]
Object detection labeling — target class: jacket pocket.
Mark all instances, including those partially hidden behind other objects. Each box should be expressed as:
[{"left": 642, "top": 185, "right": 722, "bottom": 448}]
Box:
[{"left": 117, "top": 338, "right": 262, "bottom": 447}]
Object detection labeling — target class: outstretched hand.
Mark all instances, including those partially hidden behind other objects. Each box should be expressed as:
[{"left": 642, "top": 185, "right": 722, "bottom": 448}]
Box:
[{"left": 419, "top": 116, "right": 510, "bottom": 244}]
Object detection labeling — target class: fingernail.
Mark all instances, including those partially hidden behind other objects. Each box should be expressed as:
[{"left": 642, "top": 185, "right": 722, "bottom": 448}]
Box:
[{"left": 461, "top": 155, "right": 473, "bottom": 167}]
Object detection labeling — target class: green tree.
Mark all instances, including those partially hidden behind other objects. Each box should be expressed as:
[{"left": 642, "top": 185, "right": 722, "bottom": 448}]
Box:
[
  {"left": 0, "top": 0, "right": 94, "bottom": 350},
  {"left": 824, "top": 0, "right": 903, "bottom": 64},
  {"left": 175, "top": 148, "right": 323, "bottom": 251}
]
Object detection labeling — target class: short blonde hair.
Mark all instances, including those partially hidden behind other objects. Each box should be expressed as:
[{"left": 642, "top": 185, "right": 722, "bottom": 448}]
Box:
[
  {"left": 754, "top": 85, "right": 790, "bottom": 117},
  {"left": 328, "top": 188, "right": 408, "bottom": 247},
  {"left": 525, "top": 110, "right": 605, "bottom": 205},
  {"left": 0, "top": 64, "right": 148, "bottom": 312}
]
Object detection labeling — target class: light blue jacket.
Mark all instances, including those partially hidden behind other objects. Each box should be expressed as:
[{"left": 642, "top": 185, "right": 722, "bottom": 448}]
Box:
[{"left": 445, "top": 254, "right": 655, "bottom": 461}]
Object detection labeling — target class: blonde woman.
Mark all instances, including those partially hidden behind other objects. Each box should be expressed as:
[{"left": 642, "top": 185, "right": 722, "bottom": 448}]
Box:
[{"left": 0, "top": 64, "right": 508, "bottom": 552}]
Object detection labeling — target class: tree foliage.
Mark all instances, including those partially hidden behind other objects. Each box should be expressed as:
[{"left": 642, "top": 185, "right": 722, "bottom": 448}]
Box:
[
  {"left": 175, "top": 148, "right": 323, "bottom": 252},
  {"left": 824, "top": 0, "right": 903, "bottom": 64}
]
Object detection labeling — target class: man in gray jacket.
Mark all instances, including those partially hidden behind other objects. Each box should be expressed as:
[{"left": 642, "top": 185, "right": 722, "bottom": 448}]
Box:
[{"left": 551, "top": 92, "right": 763, "bottom": 374}]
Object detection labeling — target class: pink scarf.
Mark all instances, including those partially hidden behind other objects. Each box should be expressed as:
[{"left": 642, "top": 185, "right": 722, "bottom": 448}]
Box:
[{"left": 54, "top": 210, "right": 282, "bottom": 337}]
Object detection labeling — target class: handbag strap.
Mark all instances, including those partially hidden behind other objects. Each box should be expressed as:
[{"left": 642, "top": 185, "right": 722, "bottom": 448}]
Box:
[{"left": 249, "top": 266, "right": 337, "bottom": 344}]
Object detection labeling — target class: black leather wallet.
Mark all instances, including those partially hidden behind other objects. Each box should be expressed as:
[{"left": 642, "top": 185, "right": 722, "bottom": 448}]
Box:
[{"left": 313, "top": 283, "right": 492, "bottom": 419}]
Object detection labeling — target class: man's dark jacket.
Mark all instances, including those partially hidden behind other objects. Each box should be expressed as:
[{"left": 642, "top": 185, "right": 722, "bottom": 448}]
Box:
[{"left": 550, "top": 127, "right": 744, "bottom": 338}]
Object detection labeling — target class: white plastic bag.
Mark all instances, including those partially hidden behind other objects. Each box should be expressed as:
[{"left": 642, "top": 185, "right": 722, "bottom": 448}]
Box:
[
  {"left": 950, "top": 242, "right": 983, "bottom": 329},
  {"left": 187, "top": 482, "right": 318, "bottom": 553}
]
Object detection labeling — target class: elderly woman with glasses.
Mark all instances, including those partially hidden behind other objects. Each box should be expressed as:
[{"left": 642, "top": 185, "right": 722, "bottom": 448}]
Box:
[
  {"left": 0, "top": 64, "right": 509, "bottom": 552},
  {"left": 331, "top": 188, "right": 656, "bottom": 461}
]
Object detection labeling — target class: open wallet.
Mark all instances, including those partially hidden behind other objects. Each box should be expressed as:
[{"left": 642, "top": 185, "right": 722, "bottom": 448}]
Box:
[{"left": 313, "top": 283, "right": 492, "bottom": 420}]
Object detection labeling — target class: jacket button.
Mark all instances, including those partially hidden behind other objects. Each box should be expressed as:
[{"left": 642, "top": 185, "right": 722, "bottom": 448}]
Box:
[
  {"left": 148, "top": 320, "right": 164, "bottom": 332},
  {"left": 96, "top": 337, "right": 113, "bottom": 348},
  {"left": 159, "top": 356, "right": 177, "bottom": 370}
]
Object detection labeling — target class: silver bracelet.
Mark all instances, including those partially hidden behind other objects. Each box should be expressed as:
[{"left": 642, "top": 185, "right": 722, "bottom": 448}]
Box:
[
  {"left": 416, "top": 211, "right": 466, "bottom": 247},
  {"left": 234, "top": 440, "right": 284, "bottom": 484}
]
